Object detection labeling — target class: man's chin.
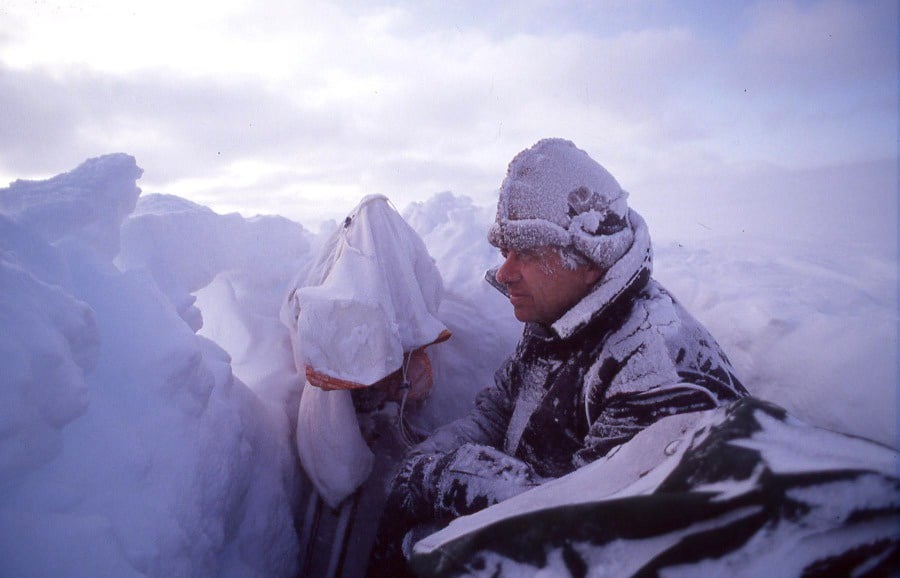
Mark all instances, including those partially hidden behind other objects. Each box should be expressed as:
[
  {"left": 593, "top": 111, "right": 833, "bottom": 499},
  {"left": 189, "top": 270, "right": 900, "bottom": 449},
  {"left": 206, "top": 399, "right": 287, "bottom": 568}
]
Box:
[{"left": 512, "top": 307, "right": 535, "bottom": 323}]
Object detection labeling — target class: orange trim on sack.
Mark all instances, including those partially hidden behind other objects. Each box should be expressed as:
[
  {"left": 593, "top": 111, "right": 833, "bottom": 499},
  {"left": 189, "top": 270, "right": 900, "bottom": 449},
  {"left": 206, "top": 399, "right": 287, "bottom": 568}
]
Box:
[
  {"left": 431, "top": 329, "right": 452, "bottom": 345},
  {"left": 305, "top": 366, "right": 373, "bottom": 391}
]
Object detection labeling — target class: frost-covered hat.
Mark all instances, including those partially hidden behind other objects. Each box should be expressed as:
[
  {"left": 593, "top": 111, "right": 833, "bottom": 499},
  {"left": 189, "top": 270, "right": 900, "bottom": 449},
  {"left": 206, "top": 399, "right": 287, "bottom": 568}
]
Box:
[{"left": 488, "top": 138, "right": 634, "bottom": 269}]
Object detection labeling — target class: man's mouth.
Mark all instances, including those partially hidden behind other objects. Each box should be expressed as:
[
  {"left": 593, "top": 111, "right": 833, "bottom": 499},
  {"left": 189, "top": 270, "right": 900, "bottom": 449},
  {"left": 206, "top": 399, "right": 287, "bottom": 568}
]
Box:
[{"left": 509, "top": 293, "right": 529, "bottom": 306}]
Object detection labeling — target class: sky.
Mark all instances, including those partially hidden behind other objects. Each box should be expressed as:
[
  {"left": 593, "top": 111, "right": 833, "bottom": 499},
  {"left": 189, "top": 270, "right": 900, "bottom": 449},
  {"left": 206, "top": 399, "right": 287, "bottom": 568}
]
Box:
[{"left": 1, "top": 0, "right": 897, "bottom": 231}]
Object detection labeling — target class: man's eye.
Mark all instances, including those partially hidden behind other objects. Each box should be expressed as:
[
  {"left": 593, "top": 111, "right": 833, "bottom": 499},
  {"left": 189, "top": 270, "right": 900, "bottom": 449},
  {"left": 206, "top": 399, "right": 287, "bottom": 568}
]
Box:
[{"left": 500, "top": 250, "right": 509, "bottom": 259}]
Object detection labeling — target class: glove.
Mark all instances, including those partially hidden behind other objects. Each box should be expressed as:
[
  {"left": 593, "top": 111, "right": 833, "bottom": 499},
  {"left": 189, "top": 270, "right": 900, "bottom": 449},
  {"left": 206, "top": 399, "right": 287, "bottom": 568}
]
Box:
[{"left": 433, "top": 443, "right": 544, "bottom": 518}]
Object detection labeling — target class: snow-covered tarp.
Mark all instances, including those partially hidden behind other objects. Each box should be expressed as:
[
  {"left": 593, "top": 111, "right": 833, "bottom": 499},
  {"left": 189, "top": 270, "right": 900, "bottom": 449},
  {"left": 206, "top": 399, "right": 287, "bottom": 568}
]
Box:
[
  {"left": 412, "top": 398, "right": 899, "bottom": 577},
  {"left": 282, "top": 194, "right": 450, "bottom": 508}
]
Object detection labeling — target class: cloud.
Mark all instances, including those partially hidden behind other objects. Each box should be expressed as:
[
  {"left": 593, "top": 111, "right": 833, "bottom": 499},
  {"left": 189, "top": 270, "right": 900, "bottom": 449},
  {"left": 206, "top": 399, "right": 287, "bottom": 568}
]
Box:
[
  {"left": 1, "top": 0, "right": 894, "bottom": 229},
  {"left": 0, "top": 68, "right": 83, "bottom": 175},
  {"left": 738, "top": 0, "right": 897, "bottom": 88},
  {"left": 0, "top": 66, "right": 347, "bottom": 177},
  {"left": 1, "top": 0, "right": 250, "bottom": 75}
]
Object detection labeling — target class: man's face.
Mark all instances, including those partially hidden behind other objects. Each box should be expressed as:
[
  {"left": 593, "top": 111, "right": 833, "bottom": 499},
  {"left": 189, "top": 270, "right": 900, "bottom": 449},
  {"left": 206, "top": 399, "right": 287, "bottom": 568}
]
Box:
[{"left": 495, "top": 246, "right": 601, "bottom": 325}]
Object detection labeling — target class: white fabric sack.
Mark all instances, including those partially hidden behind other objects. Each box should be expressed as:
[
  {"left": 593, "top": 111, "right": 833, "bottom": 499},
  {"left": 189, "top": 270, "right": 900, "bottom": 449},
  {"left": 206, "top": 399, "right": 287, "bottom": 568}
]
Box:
[
  {"left": 295, "top": 382, "right": 374, "bottom": 509},
  {"left": 295, "top": 194, "right": 447, "bottom": 386},
  {"left": 286, "top": 194, "right": 448, "bottom": 507}
]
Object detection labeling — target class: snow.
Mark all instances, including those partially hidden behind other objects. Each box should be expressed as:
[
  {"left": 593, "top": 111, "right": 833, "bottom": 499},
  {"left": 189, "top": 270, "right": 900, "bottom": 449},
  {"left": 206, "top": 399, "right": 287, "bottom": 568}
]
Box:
[
  {"left": 0, "top": 152, "right": 896, "bottom": 576},
  {"left": 1, "top": 156, "right": 300, "bottom": 577}
]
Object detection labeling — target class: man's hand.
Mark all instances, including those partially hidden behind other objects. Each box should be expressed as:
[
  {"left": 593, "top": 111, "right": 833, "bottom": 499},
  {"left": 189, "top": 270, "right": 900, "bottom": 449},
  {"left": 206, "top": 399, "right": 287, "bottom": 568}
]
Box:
[{"left": 434, "top": 443, "right": 544, "bottom": 517}]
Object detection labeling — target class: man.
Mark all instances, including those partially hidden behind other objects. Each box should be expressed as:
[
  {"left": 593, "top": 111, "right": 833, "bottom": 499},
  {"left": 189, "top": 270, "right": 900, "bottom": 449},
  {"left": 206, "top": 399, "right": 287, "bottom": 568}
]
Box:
[{"left": 368, "top": 138, "right": 748, "bottom": 576}]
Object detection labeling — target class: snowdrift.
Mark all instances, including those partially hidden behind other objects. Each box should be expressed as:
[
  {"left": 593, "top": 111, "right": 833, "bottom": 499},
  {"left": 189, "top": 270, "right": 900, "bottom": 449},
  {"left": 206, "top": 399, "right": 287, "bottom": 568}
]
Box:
[
  {"left": 0, "top": 156, "right": 300, "bottom": 577},
  {"left": 0, "top": 154, "right": 896, "bottom": 577}
]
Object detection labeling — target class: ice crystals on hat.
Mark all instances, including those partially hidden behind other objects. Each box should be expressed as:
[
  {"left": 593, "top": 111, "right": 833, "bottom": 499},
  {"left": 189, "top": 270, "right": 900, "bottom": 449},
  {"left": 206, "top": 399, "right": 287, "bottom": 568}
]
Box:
[{"left": 488, "top": 138, "right": 636, "bottom": 270}]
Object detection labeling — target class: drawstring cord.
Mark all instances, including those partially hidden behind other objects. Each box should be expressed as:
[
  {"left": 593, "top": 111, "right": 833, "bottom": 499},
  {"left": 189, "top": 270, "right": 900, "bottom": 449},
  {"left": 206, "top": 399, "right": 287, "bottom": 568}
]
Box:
[{"left": 397, "top": 351, "right": 426, "bottom": 447}]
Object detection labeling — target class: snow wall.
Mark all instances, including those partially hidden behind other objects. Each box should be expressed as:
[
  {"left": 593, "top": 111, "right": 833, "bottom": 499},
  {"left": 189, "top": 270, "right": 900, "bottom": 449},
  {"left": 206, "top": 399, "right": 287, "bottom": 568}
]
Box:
[{"left": 0, "top": 154, "right": 896, "bottom": 577}]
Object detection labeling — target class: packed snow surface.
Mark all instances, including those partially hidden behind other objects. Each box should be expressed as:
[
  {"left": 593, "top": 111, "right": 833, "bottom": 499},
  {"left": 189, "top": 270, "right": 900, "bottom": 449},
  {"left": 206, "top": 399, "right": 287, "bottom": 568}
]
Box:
[{"left": 0, "top": 154, "right": 896, "bottom": 576}]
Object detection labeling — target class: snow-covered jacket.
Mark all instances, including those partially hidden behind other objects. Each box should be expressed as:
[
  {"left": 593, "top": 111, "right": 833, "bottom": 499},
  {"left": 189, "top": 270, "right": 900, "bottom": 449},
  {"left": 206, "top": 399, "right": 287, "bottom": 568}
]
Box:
[{"left": 369, "top": 212, "right": 747, "bottom": 575}]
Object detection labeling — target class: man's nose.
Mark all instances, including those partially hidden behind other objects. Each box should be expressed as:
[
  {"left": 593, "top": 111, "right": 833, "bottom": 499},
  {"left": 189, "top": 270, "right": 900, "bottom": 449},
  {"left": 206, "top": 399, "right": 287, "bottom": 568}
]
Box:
[{"left": 495, "top": 253, "right": 520, "bottom": 284}]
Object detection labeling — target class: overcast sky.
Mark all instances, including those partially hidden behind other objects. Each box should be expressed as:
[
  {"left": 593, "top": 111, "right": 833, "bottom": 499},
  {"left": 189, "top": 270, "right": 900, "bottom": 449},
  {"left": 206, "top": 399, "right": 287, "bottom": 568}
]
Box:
[{"left": 1, "top": 0, "right": 896, "bottom": 231}]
